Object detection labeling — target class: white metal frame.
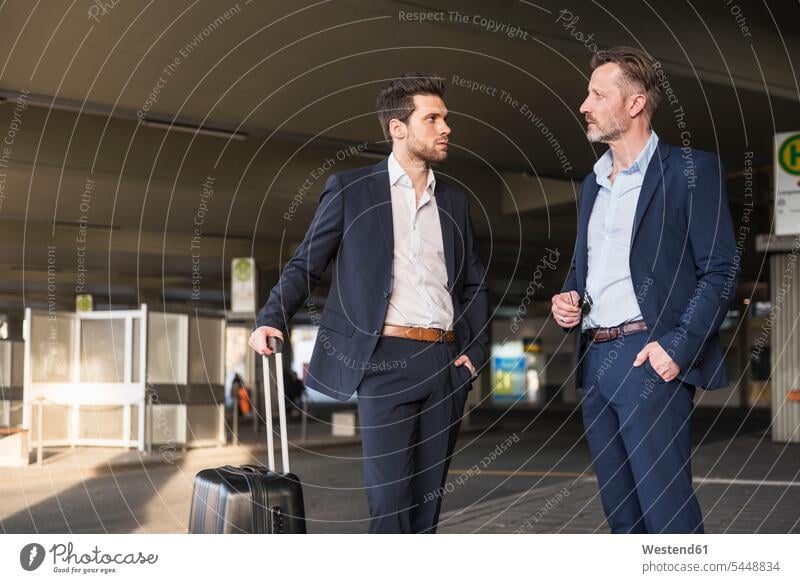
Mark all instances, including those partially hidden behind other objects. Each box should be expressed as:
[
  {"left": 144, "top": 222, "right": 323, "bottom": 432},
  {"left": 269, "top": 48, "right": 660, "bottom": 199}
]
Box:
[
  {"left": 22, "top": 303, "right": 227, "bottom": 453},
  {"left": 23, "top": 304, "right": 149, "bottom": 451}
]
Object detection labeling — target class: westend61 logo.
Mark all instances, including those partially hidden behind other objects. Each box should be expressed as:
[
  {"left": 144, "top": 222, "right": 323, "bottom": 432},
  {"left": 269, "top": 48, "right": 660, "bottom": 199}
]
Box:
[{"left": 19, "top": 542, "right": 158, "bottom": 575}]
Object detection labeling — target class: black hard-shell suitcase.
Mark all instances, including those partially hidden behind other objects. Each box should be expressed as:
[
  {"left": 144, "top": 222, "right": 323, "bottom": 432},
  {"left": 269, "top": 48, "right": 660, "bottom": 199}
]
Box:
[{"left": 188, "top": 338, "right": 307, "bottom": 533}]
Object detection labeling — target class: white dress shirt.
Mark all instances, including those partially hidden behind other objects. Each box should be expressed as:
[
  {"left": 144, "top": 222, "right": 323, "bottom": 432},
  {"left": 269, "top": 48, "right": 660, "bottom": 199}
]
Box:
[
  {"left": 384, "top": 153, "right": 454, "bottom": 330},
  {"left": 583, "top": 131, "right": 659, "bottom": 330}
]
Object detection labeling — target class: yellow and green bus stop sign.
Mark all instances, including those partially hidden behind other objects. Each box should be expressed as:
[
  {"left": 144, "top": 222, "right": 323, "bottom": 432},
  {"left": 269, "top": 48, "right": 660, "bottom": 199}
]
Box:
[{"left": 778, "top": 133, "right": 800, "bottom": 176}]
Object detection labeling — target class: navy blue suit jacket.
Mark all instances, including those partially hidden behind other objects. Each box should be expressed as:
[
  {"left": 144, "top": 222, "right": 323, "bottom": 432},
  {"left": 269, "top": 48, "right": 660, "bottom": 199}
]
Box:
[
  {"left": 563, "top": 141, "right": 739, "bottom": 390},
  {"left": 255, "top": 158, "right": 489, "bottom": 401}
]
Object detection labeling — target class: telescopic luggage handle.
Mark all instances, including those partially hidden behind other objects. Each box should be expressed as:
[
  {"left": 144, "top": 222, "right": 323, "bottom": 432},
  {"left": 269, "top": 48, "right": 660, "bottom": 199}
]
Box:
[{"left": 262, "top": 336, "right": 290, "bottom": 474}]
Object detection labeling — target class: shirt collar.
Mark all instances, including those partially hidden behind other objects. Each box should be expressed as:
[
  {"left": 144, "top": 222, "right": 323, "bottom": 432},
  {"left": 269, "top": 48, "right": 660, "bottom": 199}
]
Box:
[
  {"left": 388, "top": 152, "right": 436, "bottom": 194},
  {"left": 593, "top": 130, "right": 659, "bottom": 187}
]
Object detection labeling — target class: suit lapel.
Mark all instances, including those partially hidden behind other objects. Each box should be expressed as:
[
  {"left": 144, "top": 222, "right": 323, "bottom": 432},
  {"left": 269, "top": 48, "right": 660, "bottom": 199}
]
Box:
[
  {"left": 577, "top": 178, "right": 600, "bottom": 288},
  {"left": 630, "top": 141, "right": 671, "bottom": 244},
  {"left": 368, "top": 158, "right": 394, "bottom": 261},
  {"left": 434, "top": 180, "right": 456, "bottom": 291}
]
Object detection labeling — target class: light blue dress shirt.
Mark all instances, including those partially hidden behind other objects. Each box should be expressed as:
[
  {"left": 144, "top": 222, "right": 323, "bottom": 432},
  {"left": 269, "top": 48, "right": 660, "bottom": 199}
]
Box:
[{"left": 582, "top": 131, "right": 659, "bottom": 330}]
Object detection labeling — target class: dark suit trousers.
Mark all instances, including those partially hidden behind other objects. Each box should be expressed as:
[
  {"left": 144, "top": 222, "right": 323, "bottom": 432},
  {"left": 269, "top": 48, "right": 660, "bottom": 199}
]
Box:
[
  {"left": 580, "top": 330, "right": 704, "bottom": 534},
  {"left": 356, "top": 336, "right": 470, "bottom": 534}
]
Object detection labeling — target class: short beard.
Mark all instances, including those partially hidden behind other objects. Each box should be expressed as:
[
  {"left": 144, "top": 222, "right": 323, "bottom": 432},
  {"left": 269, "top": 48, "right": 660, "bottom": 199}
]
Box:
[
  {"left": 407, "top": 132, "right": 447, "bottom": 164},
  {"left": 585, "top": 115, "right": 628, "bottom": 143},
  {"left": 586, "top": 125, "right": 623, "bottom": 143}
]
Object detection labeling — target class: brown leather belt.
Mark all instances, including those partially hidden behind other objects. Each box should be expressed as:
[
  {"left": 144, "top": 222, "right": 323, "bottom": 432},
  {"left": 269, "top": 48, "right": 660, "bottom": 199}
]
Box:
[
  {"left": 381, "top": 324, "right": 456, "bottom": 343},
  {"left": 584, "top": 320, "right": 648, "bottom": 343}
]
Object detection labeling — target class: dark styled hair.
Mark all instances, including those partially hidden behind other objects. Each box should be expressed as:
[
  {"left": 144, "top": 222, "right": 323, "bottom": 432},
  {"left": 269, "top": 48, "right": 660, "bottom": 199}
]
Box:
[
  {"left": 376, "top": 73, "right": 446, "bottom": 142},
  {"left": 590, "top": 47, "right": 661, "bottom": 117}
]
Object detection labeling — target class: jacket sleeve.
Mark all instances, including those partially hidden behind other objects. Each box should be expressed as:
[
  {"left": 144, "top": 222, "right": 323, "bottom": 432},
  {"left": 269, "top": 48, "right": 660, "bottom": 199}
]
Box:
[
  {"left": 459, "top": 200, "right": 490, "bottom": 379},
  {"left": 657, "top": 153, "right": 738, "bottom": 371},
  {"left": 561, "top": 250, "right": 579, "bottom": 296},
  {"left": 557, "top": 253, "right": 581, "bottom": 334},
  {"left": 254, "top": 174, "right": 344, "bottom": 332},
  {"left": 559, "top": 181, "right": 584, "bottom": 333}
]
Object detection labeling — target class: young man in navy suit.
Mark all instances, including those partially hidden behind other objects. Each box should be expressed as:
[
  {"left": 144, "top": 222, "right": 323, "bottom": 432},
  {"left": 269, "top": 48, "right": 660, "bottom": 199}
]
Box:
[
  {"left": 250, "top": 74, "right": 489, "bottom": 533},
  {"left": 552, "top": 47, "right": 738, "bottom": 533}
]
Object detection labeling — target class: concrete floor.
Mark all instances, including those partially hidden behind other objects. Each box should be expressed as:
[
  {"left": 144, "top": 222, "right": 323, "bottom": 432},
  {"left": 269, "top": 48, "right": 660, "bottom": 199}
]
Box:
[{"left": 1, "top": 407, "right": 798, "bottom": 534}]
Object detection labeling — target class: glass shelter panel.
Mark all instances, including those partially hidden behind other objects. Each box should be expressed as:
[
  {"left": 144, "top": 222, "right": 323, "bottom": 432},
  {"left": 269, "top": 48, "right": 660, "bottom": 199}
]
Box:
[
  {"left": 30, "top": 313, "right": 76, "bottom": 383},
  {"left": 147, "top": 313, "right": 187, "bottom": 384},
  {"left": 188, "top": 317, "right": 224, "bottom": 385},
  {"left": 79, "top": 319, "right": 126, "bottom": 383}
]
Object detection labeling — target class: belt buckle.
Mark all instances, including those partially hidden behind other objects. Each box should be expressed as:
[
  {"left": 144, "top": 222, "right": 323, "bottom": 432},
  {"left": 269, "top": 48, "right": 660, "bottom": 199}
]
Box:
[{"left": 608, "top": 326, "right": 620, "bottom": 341}]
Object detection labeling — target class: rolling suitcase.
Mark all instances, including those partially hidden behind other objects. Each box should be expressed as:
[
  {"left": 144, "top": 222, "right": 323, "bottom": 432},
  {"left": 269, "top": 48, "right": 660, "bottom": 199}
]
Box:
[{"left": 188, "top": 337, "right": 307, "bottom": 533}]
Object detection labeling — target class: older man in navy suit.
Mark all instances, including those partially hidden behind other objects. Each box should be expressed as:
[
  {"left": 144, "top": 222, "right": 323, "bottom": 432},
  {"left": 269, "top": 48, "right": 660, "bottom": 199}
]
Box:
[
  {"left": 250, "top": 73, "right": 489, "bottom": 533},
  {"left": 553, "top": 47, "right": 738, "bottom": 533}
]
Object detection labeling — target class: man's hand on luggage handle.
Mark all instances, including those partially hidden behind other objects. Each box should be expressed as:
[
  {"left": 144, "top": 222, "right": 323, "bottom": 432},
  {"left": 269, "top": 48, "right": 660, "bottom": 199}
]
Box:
[
  {"left": 551, "top": 290, "right": 581, "bottom": 328},
  {"left": 249, "top": 326, "right": 284, "bottom": 356},
  {"left": 454, "top": 355, "right": 476, "bottom": 378},
  {"left": 634, "top": 341, "right": 680, "bottom": 382}
]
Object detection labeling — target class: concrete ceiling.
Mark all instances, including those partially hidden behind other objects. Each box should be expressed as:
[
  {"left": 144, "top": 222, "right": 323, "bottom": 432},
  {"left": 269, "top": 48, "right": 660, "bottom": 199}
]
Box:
[{"left": 0, "top": 0, "right": 797, "bottom": 315}]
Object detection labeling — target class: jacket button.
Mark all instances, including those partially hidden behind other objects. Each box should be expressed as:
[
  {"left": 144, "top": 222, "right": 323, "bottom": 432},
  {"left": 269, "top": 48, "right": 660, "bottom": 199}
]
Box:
[
  {"left": 382, "top": 292, "right": 389, "bottom": 299},
  {"left": 373, "top": 328, "right": 379, "bottom": 334}
]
